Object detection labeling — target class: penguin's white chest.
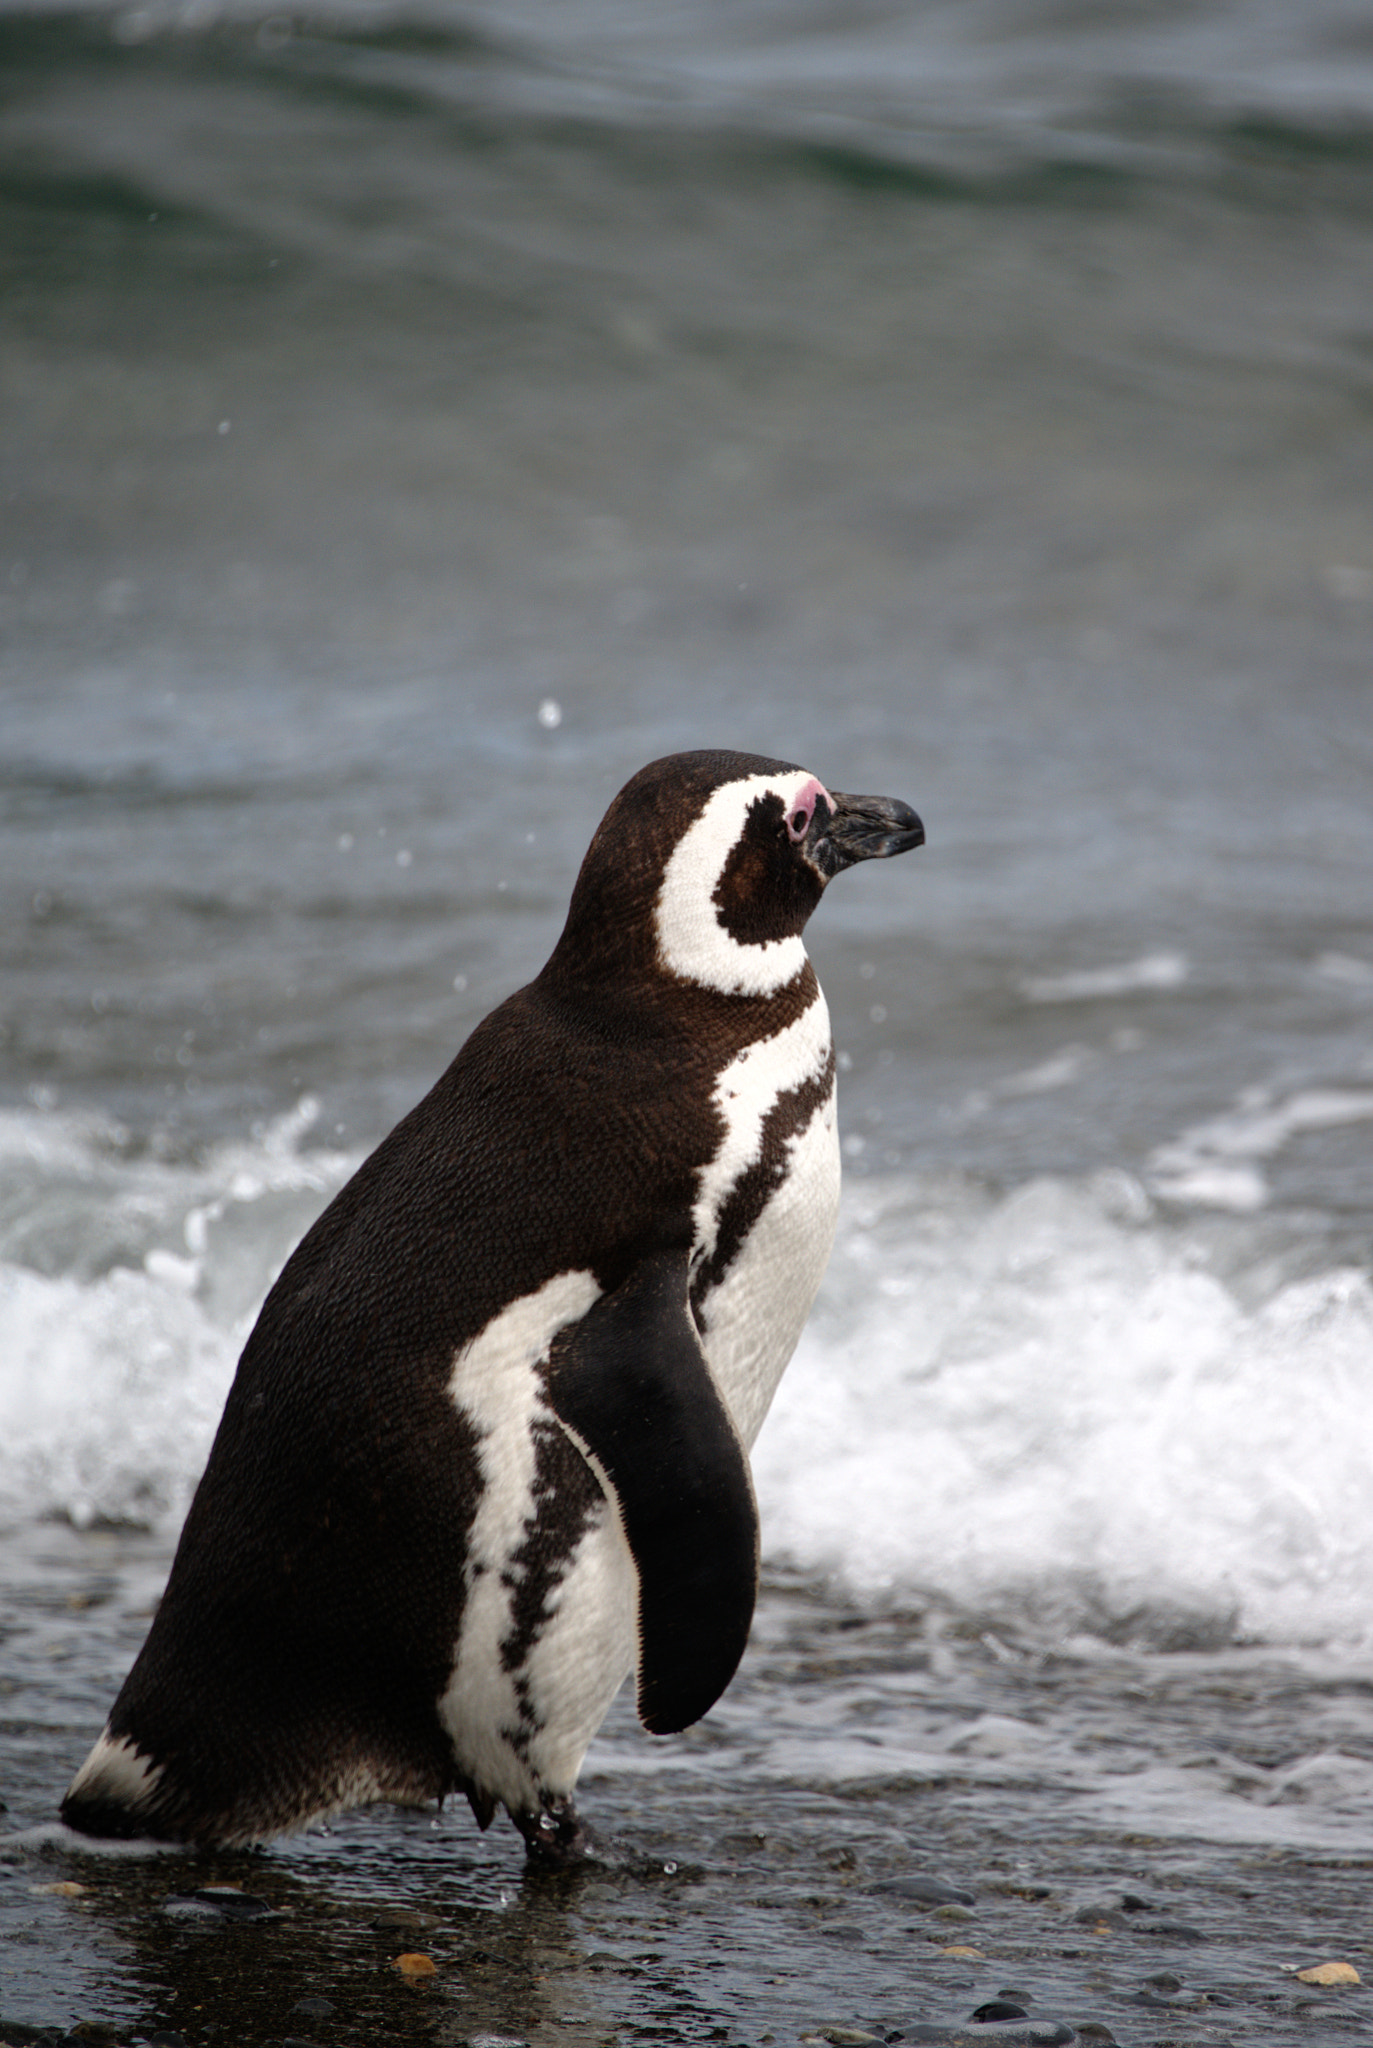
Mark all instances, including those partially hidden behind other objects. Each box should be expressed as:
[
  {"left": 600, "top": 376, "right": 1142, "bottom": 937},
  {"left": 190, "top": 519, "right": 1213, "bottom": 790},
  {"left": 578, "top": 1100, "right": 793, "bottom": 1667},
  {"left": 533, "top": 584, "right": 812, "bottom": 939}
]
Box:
[
  {"left": 690, "top": 988, "right": 841, "bottom": 1447},
  {"left": 438, "top": 986, "right": 840, "bottom": 1817}
]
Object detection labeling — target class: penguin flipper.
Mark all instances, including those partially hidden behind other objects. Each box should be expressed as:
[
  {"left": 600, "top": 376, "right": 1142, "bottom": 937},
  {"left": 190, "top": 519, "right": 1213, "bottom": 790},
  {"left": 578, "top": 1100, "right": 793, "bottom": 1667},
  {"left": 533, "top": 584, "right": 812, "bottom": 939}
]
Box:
[{"left": 545, "top": 1249, "right": 759, "bottom": 1737}]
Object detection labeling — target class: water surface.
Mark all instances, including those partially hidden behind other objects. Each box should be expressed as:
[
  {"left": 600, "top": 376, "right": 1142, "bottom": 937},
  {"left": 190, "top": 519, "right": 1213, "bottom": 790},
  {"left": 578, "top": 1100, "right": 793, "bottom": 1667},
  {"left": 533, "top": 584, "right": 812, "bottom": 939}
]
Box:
[{"left": 3, "top": 0, "right": 1373, "bottom": 2035}]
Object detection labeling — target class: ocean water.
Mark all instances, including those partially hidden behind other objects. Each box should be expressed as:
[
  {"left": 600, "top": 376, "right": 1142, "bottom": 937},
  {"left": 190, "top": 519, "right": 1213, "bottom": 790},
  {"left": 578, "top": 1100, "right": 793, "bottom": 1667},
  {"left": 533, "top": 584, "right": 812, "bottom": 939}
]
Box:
[{"left": 3, "top": 1, "right": 1373, "bottom": 2037}]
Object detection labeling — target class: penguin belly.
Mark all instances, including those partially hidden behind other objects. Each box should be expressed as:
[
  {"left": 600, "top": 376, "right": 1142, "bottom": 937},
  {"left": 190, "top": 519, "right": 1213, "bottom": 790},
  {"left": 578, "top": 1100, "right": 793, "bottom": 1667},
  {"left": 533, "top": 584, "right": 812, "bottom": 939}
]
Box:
[
  {"left": 698, "top": 1072, "right": 840, "bottom": 1450},
  {"left": 691, "top": 985, "right": 842, "bottom": 1446},
  {"left": 435, "top": 998, "right": 842, "bottom": 1825}
]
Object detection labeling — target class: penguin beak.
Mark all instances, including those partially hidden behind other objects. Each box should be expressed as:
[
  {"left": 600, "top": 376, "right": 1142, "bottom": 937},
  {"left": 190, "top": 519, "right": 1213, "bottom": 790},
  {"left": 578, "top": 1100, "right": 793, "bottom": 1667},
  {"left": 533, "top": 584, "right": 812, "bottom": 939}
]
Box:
[{"left": 811, "top": 791, "right": 925, "bottom": 877}]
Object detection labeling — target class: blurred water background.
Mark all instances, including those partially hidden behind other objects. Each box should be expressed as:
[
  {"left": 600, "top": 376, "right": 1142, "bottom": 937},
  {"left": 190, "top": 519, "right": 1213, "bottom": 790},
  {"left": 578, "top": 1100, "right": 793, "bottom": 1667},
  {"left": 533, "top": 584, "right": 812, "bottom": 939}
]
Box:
[{"left": 3, "top": 5, "right": 1373, "bottom": 2032}]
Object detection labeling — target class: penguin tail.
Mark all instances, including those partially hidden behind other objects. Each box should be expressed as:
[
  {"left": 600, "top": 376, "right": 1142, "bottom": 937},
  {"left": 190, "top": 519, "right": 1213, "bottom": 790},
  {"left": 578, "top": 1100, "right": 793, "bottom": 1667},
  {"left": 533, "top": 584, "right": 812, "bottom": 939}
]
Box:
[{"left": 60, "top": 1727, "right": 174, "bottom": 1841}]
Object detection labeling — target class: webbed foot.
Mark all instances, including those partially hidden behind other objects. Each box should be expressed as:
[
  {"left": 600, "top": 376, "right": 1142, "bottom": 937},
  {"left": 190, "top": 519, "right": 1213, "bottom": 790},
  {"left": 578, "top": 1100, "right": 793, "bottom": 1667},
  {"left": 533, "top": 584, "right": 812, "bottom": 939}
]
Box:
[{"left": 514, "top": 1795, "right": 598, "bottom": 1867}]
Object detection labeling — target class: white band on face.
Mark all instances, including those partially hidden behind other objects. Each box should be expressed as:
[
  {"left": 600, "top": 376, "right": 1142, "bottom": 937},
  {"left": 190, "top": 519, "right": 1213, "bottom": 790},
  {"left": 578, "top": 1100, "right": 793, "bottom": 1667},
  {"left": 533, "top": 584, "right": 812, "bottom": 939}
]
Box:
[{"left": 654, "top": 770, "right": 826, "bottom": 996}]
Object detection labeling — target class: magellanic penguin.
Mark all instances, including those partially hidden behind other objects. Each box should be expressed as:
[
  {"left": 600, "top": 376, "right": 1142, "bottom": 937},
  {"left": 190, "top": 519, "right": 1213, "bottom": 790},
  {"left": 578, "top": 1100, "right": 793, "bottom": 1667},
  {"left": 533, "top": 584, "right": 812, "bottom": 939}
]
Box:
[{"left": 61, "top": 750, "right": 923, "bottom": 1862}]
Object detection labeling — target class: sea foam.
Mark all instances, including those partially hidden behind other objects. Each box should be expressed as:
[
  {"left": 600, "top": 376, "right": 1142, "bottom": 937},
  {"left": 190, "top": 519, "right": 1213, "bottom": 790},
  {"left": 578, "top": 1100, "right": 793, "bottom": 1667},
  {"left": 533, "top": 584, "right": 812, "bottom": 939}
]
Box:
[
  {"left": 3, "top": 1106, "right": 1371, "bottom": 1656},
  {"left": 0, "top": 1102, "right": 354, "bottom": 1533},
  {"left": 756, "top": 1172, "right": 1373, "bottom": 1652}
]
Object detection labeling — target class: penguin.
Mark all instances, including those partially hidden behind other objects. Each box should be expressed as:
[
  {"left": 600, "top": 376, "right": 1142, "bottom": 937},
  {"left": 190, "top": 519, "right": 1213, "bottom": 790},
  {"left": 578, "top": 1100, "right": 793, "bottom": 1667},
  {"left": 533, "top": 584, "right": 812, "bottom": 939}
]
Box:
[{"left": 61, "top": 749, "right": 923, "bottom": 1861}]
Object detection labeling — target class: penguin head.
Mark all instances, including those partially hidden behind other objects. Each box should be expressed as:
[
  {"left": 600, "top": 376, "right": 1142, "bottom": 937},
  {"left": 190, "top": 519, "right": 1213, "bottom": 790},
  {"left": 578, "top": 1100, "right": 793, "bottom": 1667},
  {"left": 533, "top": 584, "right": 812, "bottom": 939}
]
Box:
[{"left": 548, "top": 751, "right": 923, "bottom": 1000}]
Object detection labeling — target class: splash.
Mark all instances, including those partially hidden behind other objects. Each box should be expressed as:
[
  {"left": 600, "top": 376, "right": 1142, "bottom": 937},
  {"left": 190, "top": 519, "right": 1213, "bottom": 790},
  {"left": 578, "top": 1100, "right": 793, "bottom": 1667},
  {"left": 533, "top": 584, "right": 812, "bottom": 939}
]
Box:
[
  {"left": 755, "top": 1173, "right": 1373, "bottom": 1653},
  {"left": 0, "top": 1102, "right": 354, "bottom": 1532},
  {"left": 4, "top": 1106, "right": 1371, "bottom": 1655}
]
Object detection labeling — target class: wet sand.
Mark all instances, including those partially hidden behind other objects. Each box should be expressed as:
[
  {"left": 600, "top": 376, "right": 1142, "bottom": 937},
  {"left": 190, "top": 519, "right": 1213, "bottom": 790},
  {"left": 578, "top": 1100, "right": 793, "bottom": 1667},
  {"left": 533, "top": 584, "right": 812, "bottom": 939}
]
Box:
[{"left": 3, "top": 1532, "right": 1369, "bottom": 2047}]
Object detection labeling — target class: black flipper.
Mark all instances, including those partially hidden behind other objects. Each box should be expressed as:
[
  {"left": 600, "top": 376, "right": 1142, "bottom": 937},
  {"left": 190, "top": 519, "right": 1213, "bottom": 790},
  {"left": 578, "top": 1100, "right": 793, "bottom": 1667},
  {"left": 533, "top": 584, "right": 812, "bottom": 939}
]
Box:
[{"left": 545, "top": 1249, "right": 759, "bottom": 1736}]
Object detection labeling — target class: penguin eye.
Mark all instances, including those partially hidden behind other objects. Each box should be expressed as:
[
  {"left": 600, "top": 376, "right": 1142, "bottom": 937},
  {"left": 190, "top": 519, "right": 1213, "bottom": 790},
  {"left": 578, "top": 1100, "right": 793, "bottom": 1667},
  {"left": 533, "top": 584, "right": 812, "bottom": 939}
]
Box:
[{"left": 786, "top": 800, "right": 813, "bottom": 844}]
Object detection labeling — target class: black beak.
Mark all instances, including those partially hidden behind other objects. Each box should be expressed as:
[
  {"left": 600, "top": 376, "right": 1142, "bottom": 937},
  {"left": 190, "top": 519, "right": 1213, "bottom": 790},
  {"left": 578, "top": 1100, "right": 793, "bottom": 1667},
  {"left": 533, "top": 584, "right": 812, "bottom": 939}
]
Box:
[{"left": 811, "top": 791, "right": 925, "bottom": 877}]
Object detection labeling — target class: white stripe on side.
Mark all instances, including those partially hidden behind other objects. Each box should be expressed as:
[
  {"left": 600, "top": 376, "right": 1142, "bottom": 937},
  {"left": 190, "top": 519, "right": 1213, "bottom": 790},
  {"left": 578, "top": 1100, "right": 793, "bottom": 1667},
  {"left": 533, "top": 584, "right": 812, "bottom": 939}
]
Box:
[{"left": 438, "top": 1268, "right": 601, "bottom": 1812}]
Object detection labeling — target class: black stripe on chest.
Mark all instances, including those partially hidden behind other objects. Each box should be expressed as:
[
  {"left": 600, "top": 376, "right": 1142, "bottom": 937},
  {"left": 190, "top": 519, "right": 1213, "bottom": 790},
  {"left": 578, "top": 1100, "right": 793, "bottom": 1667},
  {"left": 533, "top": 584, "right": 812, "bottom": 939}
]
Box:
[
  {"left": 689, "top": 1044, "right": 837, "bottom": 1329},
  {"left": 495, "top": 1413, "right": 607, "bottom": 1754}
]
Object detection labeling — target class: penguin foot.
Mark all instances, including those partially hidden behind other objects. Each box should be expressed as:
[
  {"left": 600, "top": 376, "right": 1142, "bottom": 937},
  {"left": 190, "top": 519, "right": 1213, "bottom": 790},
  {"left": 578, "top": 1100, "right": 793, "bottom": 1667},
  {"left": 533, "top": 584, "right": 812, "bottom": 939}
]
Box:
[{"left": 515, "top": 1796, "right": 599, "bottom": 1868}]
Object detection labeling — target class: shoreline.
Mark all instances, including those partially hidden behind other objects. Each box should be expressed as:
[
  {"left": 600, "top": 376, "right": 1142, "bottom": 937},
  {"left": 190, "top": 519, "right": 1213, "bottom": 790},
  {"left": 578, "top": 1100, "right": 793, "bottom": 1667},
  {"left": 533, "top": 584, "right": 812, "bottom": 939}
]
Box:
[
  {"left": 4, "top": 1556, "right": 1370, "bottom": 2047},
  {"left": 5, "top": 1790, "right": 1369, "bottom": 2047}
]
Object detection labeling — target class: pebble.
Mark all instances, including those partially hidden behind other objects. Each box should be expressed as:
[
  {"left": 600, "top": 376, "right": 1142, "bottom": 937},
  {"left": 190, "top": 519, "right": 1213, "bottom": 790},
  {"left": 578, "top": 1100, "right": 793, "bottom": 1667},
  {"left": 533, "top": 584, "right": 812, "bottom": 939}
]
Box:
[
  {"left": 752, "top": 1889, "right": 844, "bottom": 1912},
  {"left": 1295, "top": 1960, "right": 1361, "bottom": 1985},
  {"left": 961, "top": 2022, "right": 1076, "bottom": 2044},
  {"left": 28, "top": 1882, "right": 87, "bottom": 1898},
  {"left": 1073, "top": 1895, "right": 1205, "bottom": 1943},
  {"left": 371, "top": 1906, "right": 439, "bottom": 1934},
  {"left": 1130, "top": 1968, "right": 1208, "bottom": 2012},
  {"left": 1134, "top": 1919, "right": 1206, "bottom": 1944},
  {"left": 163, "top": 1887, "right": 281, "bottom": 1922},
  {"left": 1072, "top": 1904, "right": 1135, "bottom": 1930},
  {"left": 717, "top": 1827, "right": 770, "bottom": 1855},
  {"left": 1072, "top": 1894, "right": 1155, "bottom": 1928},
  {"left": 290, "top": 1995, "right": 336, "bottom": 2018},
  {"left": 901, "top": 2022, "right": 1077, "bottom": 2045},
  {"left": 393, "top": 1951, "right": 437, "bottom": 1977},
  {"left": 873, "top": 1875, "right": 977, "bottom": 1907}
]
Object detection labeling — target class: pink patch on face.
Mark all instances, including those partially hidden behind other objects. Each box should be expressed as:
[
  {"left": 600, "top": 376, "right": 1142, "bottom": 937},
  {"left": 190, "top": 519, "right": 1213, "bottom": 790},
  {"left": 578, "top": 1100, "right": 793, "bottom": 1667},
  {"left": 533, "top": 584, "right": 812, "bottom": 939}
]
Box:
[{"left": 785, "top": 776, "right": 830, "bottom": 845}]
